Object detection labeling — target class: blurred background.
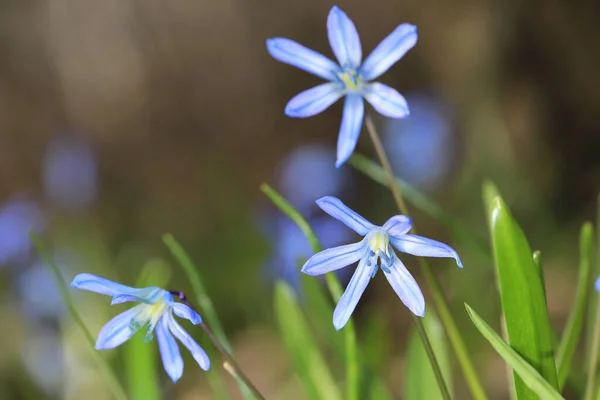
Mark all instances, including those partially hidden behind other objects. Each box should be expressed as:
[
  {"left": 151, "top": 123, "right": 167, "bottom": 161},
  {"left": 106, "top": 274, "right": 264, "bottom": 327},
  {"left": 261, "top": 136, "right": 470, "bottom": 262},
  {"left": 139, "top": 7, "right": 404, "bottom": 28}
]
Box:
[{"left": 0, "top": 0, "right": 599, "bottom": 399}]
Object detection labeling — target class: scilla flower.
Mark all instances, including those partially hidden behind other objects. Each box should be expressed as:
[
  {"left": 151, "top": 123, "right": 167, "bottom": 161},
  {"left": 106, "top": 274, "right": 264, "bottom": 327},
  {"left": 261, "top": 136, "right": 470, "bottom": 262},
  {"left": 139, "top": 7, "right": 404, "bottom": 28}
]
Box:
[
  {"left": 302, "top": 197, "right": 463, "bottom": 330},
  {"left": 71, "top": 273, "right": 210, "bottom": 382},
  {"left": 267, "top": 6, "right": 417, "bottom": 167}
]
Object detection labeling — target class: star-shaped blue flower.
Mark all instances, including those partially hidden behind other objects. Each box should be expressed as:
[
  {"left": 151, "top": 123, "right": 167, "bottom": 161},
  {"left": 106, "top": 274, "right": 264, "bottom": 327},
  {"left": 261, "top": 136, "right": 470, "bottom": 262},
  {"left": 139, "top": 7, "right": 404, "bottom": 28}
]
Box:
[
  {"left": 267, "top": 5, "right": 418, "bottom": 167},
  {"left": 71, "top": 273, "right": 210, "bottom": 382},
  {"left": 302, "top": 197, "right": 463, "bottom": 330}
]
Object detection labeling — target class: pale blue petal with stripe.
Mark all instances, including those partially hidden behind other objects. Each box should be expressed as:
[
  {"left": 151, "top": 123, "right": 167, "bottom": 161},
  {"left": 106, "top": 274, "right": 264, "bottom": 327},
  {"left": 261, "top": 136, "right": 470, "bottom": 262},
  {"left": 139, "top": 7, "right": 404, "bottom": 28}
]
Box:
[
  {"left": 302, "top": 239, "right": 367, "bottom": 276},
  {"left": 389, "top": 234, "right": 463, "bottom": 268},
  {"left": 71, "top": 273, "right": 141, "bottom": 297},
  {"left": 156, "top": 317, "right": 184, "bottom": 382},
  {"left": 95, "top": 304, "right": 148, "bottom": 350},
  {"left": 333, "top": 256, "right": 377, "bottom": 330},
  {"left": 360, "top": 24, "right": 417, "bottom": 80},
  {"left": 336, "top": 93, "right": 364, "bottom": 167},
  {"left": 327, "top": 6, "right": 362, "bottom": 68},
  {"left": 167, "top": 314, "right": 210, "bottom": 371},
  {"left": 383, "top": 256, "right": 425, "bottom": 316},
  {"left": 285, "top": 82, "right": 345, "bottom": 117},
  {"left": 362, "top": 82, "right": 410, "bottom": 118},
  {"left": 266, "top": 38, "right": 341, "bottom": 81},
  {"left": 316, "top": 196, "right": 375, "bottom": 235},
  {"left": 110, "top": 287, "right": 164, "bottom": 305},
  {"left": 383, "top": 215, "right": 412, "bottom": 237},
  {"left": 168, "top": 302, "right": 202, "bottom": 325}
]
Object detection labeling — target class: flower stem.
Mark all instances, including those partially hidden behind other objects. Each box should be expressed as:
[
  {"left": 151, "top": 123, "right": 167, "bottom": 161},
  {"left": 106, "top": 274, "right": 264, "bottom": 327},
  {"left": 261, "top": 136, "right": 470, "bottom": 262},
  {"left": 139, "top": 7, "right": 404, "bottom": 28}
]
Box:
[
  {"left": 364, "top": 114, "right": 487, "bottom": 400},
  {"left": 170, "top": 291, "right": 266, "bottom": 400}
]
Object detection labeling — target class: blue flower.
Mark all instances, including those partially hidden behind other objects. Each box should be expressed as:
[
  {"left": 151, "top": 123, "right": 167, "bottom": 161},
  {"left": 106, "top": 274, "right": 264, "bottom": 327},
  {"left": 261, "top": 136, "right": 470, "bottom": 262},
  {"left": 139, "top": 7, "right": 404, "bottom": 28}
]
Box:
[
  {"left": 302, "top": 196, "right": 463, "bottom": 330},
  {"left": 71, "top": 273, "right": 210, "bottom": 382},
  {"left": 596, "top": 277, "right": 600, "bottom": 292},
  {"left": 267, "top": 5, "right": 417, "bottom": 167}
]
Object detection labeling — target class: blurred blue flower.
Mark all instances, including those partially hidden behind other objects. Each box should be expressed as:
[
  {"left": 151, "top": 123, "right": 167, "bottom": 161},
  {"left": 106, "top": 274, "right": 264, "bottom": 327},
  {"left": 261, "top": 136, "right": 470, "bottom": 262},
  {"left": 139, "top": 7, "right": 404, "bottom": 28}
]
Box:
[
  {"left": 71, "top": 273, "right": 210, "bottom": 382},
  {"left": 382, "top": 94, "right": 454, "bottom": 189},
  {"left": 18, "top": 261, "right": 66, "bottom": 319},
  {"left": 43, "top": 135, "right": 97, "bottom": 211},
  {"left": 0, "top": 197, "right": 44, "bottom": 266},
  {"left": 267, "top": 6, "right": 417, "bottom": 167},
  {"left": 278, "top": 144, "right": 350, "bottom": 214},
  {"left": 595, "top": 277, "right": 600, "bottom": 292},
  {"left": 302, "top": 196, "right": 463, "bottom": 330}
]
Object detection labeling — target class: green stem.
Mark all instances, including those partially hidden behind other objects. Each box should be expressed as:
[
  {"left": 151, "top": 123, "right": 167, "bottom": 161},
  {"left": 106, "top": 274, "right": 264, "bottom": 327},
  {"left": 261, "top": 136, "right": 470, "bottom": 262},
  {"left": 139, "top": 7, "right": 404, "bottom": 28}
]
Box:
[
  {"left": 365, "top": 114, "right": 487, "bottom": 400},
  {"left": 30, "top": 232, "right": 129, "bottom": 400},
  {"left": 586, "top": 295, "right": 600, "bottom": 400}
]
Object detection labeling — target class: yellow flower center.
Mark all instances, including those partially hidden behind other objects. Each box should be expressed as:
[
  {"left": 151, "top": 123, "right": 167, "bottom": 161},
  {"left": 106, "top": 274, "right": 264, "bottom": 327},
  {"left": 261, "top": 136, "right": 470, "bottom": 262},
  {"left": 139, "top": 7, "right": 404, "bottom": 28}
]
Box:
[
  {"left": 369, "top": 230, "right": 389, "bottom": 256},
  {"left": 338, "top": 69, "right": 363, "bottom": 91}
]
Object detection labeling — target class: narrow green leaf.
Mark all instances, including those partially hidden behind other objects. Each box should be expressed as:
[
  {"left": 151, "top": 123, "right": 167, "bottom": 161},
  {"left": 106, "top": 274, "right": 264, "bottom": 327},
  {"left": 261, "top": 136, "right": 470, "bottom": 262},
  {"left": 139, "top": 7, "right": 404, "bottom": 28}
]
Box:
[
  {"left": 162, "top": 233, "right": 239, "bottom": 399},
  {"left": 557, "top": 223, "right": 594, "bottom": 388},
  {"left": 274, "top": 282, "right": 342, "bottom": 400},
  {"left": 125, "top": 258, "right": 172, "bottom": 400},
  {"left": 349, "top": 153, "right": 489, "bottom": 260},
  {"left": 261, "top": 183, "right": 359, "bottom": 400},
  {"left": 466, "top": 304, "right": 565, "bottom": 400},
  {"left": 404, "top": 310, "right": 453, "bottom": 400},
  {"left": 30, "top": 232, "right": 128, "bottom": 400},
  {"left": 485, "top": 192, "right": 559, "bottom": 398}
]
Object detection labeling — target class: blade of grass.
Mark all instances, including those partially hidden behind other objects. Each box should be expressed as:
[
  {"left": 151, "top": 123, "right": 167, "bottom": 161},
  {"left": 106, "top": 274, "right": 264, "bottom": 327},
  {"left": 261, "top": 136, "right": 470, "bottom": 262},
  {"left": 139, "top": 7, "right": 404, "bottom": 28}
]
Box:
[
  {"left": 30, "top": 232, "right": 128, "bottom": 400},
  {"left": 465, "top": 304, "right": 565, "bottom": 400},
  {"left": 557, "top": 223, "right": 594, "bottom": 388},
  {"left": 274, "top": 282, "right": 342, "bottom": 400},
  {"left": 484, "top": 192, "right": 559, "bottom": 398},
  {"left": 125, "top": 258, "right": 172, "bottom": 400},
  {"left": 261, "top": 183, "right": 359, "bottom": 400},
  {"left": 404, "top": 309, "right": 453, "bottom": 400},
  {"left": 162, "top": 233, "right": 243, "bottom": 399}
]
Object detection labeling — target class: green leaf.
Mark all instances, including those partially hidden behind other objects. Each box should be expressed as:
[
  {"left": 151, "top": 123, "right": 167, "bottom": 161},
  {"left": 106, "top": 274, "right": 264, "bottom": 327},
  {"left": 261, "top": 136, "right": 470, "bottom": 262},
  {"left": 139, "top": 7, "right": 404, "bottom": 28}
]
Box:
[
  {"left": 30, "top": 232, "right": 128, "bottom": 400},
  {"left": 404, "top": 310, "right": 453, "bottom": 400},
  {"left": 125, "top": 258, "right": 172, "bottom": 400},
  {"left": 556, "top": 222, "right": 594, "bottom": 388},
  {"left": 274, "top": 282, "right": 342, "bottom": 400},
  {"left": 484, "top": 191, "right": 559, "bottom": 398},
  {"left": 162, "top": 233, "right": 239, "bottom": 399},
  {"left": 261, "top": 183, "right": 359, "bottom": 400},
  {"left": 465, "top": 304, "right": 565, "bottom": 400}
]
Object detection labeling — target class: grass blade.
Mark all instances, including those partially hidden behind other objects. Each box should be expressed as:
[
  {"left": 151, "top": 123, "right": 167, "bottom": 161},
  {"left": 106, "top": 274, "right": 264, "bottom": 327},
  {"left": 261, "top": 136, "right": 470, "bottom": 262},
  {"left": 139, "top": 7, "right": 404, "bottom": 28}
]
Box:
[
  {"left": 556, "top": 222, "right": 594, "bottom": 388},
  {"left": 465, "top": 304, "right": 565, "bottom": 400},
  {"left": 162, "top": 233, "right": 240, "bottom": 399},
  {"left": 404, "top": 310, "right": 452, "bottom": 400},
  {"left": 274, "top": 282, "right": 342, "bottom": 400},
  {"left": 260, "top": 183, "right": 359, "bottom": 400},
  {"left": 484, "top": 191, "right": 559, "bottom": 398},
  {"left": 30, "top": 232, "right": 128, "bottom": 400}
]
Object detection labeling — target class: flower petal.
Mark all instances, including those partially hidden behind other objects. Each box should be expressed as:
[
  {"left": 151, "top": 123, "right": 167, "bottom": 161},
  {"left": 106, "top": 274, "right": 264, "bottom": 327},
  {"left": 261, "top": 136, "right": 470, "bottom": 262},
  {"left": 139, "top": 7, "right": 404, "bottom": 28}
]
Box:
[
  {"left": 333, "top": 256, "right": 376, "bottom": 330},
  {"left": 360, "top": 24, "right": 417, "bottom": 81},
  {"left": 285, "top": 82, "right": 344, "bottom": 118},
  {"left": 95, "top": 304, "right": 147, "bottom": 350},
  {"left": 111, "top": 287, "right": 164, "bottom": 305},
  {"left": 156, "top": 317, "right": 184, "bottom": 382},
  {"left": 71, "top": 273, "right": 139, "bottom": 297},
  {"left": 168, "top": 315, "right": 210, "bottom": 371},
  {"left": 327, "top": 6, "right": 362, "bottom": 68},
  {"left": 383, "top": 215, "right": 412, "bottom": 237},
  {"left": 316, "top": 196, "right": 375, "bottom": 235},
  {"left": 336, "top": 94, "right": 364, "bottom": 167},
  {"left": 302, "top": 239, "right": 367, "bottom": 276},
  {"left": 267, "top": 38, "right": 341, "bottom": 81},
  {"left": 362, "top": 82, "right": 409, "bottom": 118},
  {"left": 383, "top": 256, "right": 425, "bottom": 316},
  {"left": 389, "top": 234, "right": 463, "bottom": 268},
  {"left": 172, "top": 303, "right": 203, "bottom": 325}
]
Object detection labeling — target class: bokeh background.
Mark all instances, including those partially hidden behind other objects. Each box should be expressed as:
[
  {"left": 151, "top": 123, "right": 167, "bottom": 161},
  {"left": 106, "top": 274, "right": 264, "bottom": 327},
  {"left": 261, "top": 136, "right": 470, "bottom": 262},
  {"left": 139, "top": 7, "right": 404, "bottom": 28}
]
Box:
[{"left": 1, "top": 0, "right": 599, "bottom": 399}]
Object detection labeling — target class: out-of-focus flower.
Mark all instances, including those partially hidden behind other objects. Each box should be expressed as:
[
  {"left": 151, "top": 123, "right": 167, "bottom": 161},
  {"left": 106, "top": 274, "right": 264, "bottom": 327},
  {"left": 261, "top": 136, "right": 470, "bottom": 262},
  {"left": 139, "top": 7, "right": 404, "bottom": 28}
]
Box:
[
  {"left": 302, "top": 196, "right": 463, "bottom": 330},
  {"left": 382, "top": 93, "right": 454, "bottom": 189},
  {"left": 595, "top": 277, "right": 600, "bottom": 292},
  {"left": 71, "top": 274, "right": 210, "bottom": 382},
  {"left": 0, "top": 197, "right": 44, "bottom": 266},
  {"left": 278, "top": 144, "right": 350, "bottom": 214},
  {"left": 43, "top": 136, "right": 97, "bottom": 211},
  {"left": 267, "top": 6, "right": 417, "bottom": 167}
]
